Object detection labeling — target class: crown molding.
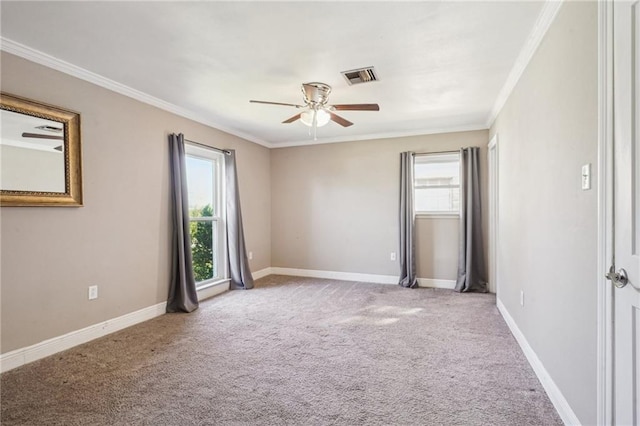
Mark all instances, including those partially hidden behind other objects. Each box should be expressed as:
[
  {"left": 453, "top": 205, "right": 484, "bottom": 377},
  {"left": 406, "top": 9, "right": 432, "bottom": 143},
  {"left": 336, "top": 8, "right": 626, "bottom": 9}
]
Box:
[
  {"left": 269, "top": 123, "right": 488, "bottom": 148},
  {"left": 1, "top": 37, "right": 490, "bottom": 150},
  {"left": 0, "top": 37, "right": 274, "bottom": 149},
  {"left": 485, "top": 0, "right": 564, "bottom": 128}
]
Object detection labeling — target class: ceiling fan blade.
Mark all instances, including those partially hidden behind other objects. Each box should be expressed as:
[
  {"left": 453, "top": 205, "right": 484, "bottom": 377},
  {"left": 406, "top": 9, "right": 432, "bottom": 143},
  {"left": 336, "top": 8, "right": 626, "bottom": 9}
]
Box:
[
  {"left": 282, "top": 113, "right": 302, "bottom": 124},
  {"left": 21, "top": 132, "right": 64, "bottom": 140},
  {"left": 332, "top": 104, "right": 380, "bottom": 111},
  {"left": 329, "top": 112, "right": 354, "bottom": 127},
  {"left": 250, "top": 100, "right": 304, "bottom": 108}
]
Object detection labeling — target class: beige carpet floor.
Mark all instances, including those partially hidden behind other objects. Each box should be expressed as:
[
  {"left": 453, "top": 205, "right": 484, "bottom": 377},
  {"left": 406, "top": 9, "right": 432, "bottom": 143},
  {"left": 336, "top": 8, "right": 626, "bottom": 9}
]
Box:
[{"left": 1, "top": 275, "right": 562, "bottom": 425}]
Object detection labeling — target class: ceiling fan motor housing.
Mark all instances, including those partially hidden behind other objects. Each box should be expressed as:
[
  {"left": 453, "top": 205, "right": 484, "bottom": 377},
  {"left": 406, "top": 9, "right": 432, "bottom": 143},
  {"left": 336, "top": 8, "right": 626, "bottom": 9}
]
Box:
[{"left": 302, "top": 82, "right": 332, "bottom": 106}]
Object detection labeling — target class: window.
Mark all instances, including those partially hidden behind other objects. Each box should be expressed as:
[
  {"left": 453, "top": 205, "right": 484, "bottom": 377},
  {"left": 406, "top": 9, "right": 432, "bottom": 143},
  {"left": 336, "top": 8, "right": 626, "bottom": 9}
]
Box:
[
  {"left": 185, "top": 144, "right": 226, "bottom": 288},
  {"left": 414, "top": 153, "right": 460, "bottom": 215}
]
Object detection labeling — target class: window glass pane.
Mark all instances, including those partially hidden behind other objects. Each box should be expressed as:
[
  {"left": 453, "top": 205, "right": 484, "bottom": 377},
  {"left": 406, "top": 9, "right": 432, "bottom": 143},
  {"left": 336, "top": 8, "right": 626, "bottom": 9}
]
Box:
[
  {"left": 414, "top": 155, "right": 459, "bottom": 187},
  {"left": 415, "top": 188, "right": 460, "bottom": 212},
  {"left": 414, "top": 153, "right": 460, "bottom": 213},
  {"left": 184, "top": 144, "right": 225, "bottom": 285},
  {"left": 190, "top": 219, "right": 217, "bottom": 283},
  {"left": 186, "top": 156, "right": 213, "bottom": 215}
]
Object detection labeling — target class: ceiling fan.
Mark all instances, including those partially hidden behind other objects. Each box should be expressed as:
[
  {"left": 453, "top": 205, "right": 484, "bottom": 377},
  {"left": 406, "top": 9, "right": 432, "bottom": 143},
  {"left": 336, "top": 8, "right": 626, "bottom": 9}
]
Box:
[
  {"left": 21, "top": 124, "right": 63, "bottom": 141},
  {"left": 21, "top": 124, "right": 63, "bottom": 151},
  {"left": 21, "top": 132, "right": 63, "bottom": 140},
  {"left": 250, "top": 82, "right": 379, "bottom": 138}
]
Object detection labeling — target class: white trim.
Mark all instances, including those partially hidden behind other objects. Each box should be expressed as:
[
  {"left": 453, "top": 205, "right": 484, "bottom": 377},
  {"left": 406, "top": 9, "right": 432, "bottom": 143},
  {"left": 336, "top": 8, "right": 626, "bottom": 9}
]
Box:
[
  {"left": 268, "top": 267, "right": 457, "bottom": 289},
  {"left": 252, "top": 267, "right": 273, "bottom": 280},
  {"left": 417, "top": 278, "right": 456, "bottom": 289},
  {"left": 488, "top": 134, "right": 498, "bottom": 150},
  {"left": 197, "top": 280, "right": 230, "bottom": 302},
  {"left": 0, "top": 301, "right": 167, "bottom": 373},
  {"left": 485, "top": 1, "right": 564, "bottom": 128},
  {"left": 415, "top": 214, "right": 460, "bottom": 220},
  {"left": 270, "top": 123, "right": 487, "bottom": 148},
  {"left": 488, "top": 134, "right": 499, "bottom": 295},
  {"left": 0, "top": 37, "right": 489, "bottom": 149},
  {"left": 496, "top": 298, "right": 581, "bottom": 425},
  {"left": 0, "top": 37, "right": 272, "bottom": 149},
  {"left": 270, "top": 267, "right": 398, "bottom": 284},
  {"left": 414, "top": 212, "right": 460, "bottom": 217},
  {"left": 185, "top": 144, "right": 228, "bottom": 286},
  {"left": 596, "top": 1, "right": 615, "bottom": 424}
]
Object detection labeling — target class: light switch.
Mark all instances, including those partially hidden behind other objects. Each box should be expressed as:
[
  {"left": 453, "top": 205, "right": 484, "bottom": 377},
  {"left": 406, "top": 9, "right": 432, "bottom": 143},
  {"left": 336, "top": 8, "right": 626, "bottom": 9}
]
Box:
[{"left": 581, "top": 164, "right": 591, "bottom": 190}]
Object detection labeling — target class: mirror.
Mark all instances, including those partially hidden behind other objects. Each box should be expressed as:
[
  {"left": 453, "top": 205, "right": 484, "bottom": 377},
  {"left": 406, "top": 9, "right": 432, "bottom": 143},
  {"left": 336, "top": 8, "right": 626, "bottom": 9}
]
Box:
[{"left": 1, "top": 93, "right": 82, "bottom": 206}]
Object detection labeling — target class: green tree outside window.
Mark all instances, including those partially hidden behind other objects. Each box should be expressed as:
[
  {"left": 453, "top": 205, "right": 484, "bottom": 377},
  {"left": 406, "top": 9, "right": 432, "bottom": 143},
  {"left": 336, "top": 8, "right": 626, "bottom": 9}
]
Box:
[{"left": 190, "top": 204, "right": 215, "bottom": 282}]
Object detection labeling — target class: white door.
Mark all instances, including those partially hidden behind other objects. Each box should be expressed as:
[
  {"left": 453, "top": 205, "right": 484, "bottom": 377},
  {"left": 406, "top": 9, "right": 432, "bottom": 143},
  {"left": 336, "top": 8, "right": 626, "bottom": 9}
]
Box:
[{"left": 611, "top": 1, "right": 640, "bottom": 424}]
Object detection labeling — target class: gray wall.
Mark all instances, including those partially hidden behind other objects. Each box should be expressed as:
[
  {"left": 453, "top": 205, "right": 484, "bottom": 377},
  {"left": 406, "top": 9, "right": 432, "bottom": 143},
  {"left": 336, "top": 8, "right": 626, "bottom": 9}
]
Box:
[
  {"left": 270, "top": 130, "right": 489, "bottom": 281},
  {"left": 489, "top": 2, "right": 598, "bottom": 424},
  {"left": 0, "top": 52, "right": 271, "bottom": 353}
]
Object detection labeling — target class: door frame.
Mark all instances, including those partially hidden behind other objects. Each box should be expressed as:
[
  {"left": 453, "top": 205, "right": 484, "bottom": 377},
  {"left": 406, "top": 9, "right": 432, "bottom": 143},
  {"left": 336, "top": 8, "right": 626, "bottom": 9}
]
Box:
[
  {"left": 488, "top": 134, "right": 499, "bottom": 295},
  {"left": 596, "top": 0, "right": 615, "bottom": 423}
]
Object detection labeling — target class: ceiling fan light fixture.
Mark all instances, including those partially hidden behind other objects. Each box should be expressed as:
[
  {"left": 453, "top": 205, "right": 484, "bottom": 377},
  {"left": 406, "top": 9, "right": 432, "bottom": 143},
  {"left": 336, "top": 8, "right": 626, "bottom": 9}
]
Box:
[{"left": 300, "top": 108, "right": 330, "bottom": 127}]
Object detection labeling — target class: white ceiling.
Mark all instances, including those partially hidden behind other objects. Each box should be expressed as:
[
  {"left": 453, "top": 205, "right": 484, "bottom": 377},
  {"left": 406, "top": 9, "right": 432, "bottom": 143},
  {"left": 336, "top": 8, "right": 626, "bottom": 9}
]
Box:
[
  {"left": 0, "top": 1, "right": 547, "bottom": 147},
  {"left": 0, "top": 110, "right": 64, "bottom": 152}
]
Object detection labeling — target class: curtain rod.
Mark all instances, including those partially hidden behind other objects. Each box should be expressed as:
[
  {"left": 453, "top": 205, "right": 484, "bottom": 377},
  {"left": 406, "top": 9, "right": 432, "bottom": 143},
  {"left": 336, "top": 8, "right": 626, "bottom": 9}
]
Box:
[
  {"left": 185, "top": 138, "right": 231, "bottom": 155},
  {"left": 412, "top": 150, "right": 460, "bottom": 156}
]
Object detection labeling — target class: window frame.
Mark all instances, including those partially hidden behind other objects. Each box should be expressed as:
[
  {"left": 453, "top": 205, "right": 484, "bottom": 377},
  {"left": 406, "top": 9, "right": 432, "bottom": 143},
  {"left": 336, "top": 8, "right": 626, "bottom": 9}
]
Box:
[
  {"left": 184, "top": 143, "right": 228, "bottom": 290},
  {"left": 413, "top": 152, "right": 461, "bottom": 217}
]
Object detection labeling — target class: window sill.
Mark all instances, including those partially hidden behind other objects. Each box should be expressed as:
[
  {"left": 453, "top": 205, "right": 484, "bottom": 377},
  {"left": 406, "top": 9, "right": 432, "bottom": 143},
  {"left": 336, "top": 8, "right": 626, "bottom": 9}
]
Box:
[
  {"left": 197, "top": 278, "right": 230, "bottom": 291},
  {"left": 415, "top": 213, "right": 460, "bottom": 220},
  {"left": 197, "top": 278, "right": 230, "bottom": 302}
]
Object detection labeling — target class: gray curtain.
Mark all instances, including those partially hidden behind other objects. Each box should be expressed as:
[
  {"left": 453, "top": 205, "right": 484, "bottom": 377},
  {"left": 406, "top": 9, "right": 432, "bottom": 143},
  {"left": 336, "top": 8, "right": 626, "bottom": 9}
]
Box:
[
  {"left": 455, "top": 147, "right": 488, "bottom": 293},
  {"left": 225, "top": 150, "right": 254, "bottom": 290},
  {"left": 399, "top": 151, "right": 418, "bottom": 288},
  {"left": 167, "top": 133, "right": 199, "bottom": 313}
]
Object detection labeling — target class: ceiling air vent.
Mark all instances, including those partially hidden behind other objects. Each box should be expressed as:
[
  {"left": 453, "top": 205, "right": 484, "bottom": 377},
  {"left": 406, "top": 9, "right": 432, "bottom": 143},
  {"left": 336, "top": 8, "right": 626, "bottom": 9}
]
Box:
[{"left": 341, "top": 67, "right": 378, "bottom": 85}]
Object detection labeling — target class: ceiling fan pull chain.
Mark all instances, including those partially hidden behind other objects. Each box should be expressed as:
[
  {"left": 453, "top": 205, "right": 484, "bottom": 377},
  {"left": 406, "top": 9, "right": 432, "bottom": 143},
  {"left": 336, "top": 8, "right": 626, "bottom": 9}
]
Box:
[{"left": 313, "top": 109, "right": 318, "bottom": 140}]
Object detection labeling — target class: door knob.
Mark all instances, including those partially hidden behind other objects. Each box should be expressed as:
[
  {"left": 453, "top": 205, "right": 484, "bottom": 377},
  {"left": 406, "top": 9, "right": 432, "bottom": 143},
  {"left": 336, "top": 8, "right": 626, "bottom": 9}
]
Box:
[{"left": 605, "top": 266, "right": 628, "bottom": 288}]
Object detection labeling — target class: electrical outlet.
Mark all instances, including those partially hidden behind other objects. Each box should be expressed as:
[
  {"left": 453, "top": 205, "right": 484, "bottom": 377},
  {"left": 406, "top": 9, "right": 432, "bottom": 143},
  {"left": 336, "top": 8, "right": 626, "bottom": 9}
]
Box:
[
  {"left": 390, "top": 252, "right": 397, "bottom": 261},
  {"left": 248, "top": 251, "right": 253, "bottom": 260},
  {"left": 520, "top": 290, "right": 524, "bottom": 307},
  {"left": 88, "top": 285, "right": 98, "bottom": 300}
]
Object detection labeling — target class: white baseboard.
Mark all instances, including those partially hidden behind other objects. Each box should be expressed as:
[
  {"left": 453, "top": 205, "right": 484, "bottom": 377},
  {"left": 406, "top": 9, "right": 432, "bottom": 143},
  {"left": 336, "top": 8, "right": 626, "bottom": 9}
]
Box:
[
  {"left": 496, "top": 298, "right": 581, "bottom": 425},
  {"left": 417, "top": 278, "right": 457, "bottom": 289},
  {"left": 0, "top": 270, "right": 453, "bottom": 373},
  {"left": 252, "top": 267, "right": 272, "bottom": 280},
  {"left": 267, "top": 267, "right": 459, "bottom": 289},
  {"left": 0, "top": 301, "right": 167, "bottom": 373},
  {"left": 270, "top": 267, "right": 398, "bottom": 284}
]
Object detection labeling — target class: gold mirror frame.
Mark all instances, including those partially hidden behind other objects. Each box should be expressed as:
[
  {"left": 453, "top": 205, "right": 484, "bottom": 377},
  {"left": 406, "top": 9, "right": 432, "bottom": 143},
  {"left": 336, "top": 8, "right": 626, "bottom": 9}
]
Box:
[{"left": 1, "top": 93, "right": 83, "bottom": 207}]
